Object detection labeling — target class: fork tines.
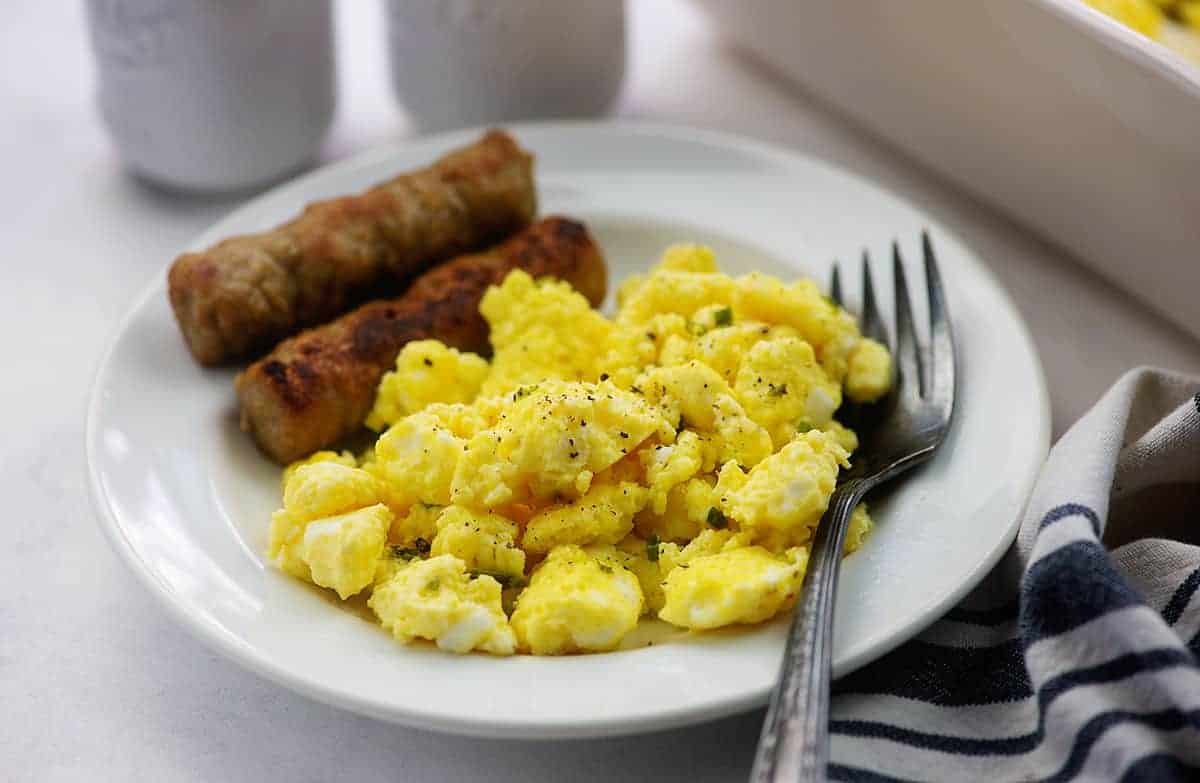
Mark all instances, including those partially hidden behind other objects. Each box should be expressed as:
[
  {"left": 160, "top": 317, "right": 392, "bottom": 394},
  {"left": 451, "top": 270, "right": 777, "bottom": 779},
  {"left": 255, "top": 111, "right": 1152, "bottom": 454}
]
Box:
[{"left": 829, "top": 231, "right": 955, "bottom": 409}]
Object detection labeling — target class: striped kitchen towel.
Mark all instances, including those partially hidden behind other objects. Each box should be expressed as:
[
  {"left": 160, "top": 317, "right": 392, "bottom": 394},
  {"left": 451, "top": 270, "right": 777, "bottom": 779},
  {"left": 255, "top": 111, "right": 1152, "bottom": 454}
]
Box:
[{"left": 828, "top": 368, "right": 1200, "bottom": 782}]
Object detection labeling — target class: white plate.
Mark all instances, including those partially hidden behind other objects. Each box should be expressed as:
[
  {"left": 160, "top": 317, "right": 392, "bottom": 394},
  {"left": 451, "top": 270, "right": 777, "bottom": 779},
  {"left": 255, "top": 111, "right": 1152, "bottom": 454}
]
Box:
[{"left": 87, "top": 122, "right": 1050, "bottom": 739}]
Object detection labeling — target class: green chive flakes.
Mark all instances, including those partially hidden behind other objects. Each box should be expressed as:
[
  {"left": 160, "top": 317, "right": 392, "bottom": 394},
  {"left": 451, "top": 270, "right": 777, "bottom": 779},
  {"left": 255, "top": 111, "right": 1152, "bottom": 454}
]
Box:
[
  {"left": 646, "top": 535, "right": 661, "bottom": 562},
  {"left": 469, "top": 570, "right": 525, "bottom": 588},
  {"left": 706, "top": 507, "right": 728, "bottom": 529}
]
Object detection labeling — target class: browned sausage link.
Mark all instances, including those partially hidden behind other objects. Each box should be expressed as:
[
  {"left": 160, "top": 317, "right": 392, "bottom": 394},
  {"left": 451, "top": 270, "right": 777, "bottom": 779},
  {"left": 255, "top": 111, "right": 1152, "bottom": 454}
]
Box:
[
  {"left": 235, "top": 217, "right": 607, "bottom": 464},
  {"left": 168, "top": 130, "right": 536, "bottom": 366}
]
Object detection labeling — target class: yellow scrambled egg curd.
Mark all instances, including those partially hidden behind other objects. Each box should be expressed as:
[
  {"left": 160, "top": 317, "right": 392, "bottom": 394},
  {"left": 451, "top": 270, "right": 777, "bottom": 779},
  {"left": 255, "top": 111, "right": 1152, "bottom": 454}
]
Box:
[
  {"left": 431, "top": 505, "right": 525, "bottom": 579},
  {"left": 660, "top": 321, "right": 789, "bottom": 385},
  {"left": 639, "top": 429, "right": 706, "bottom": 515},
  {"left": 281, "top": 461, "right": 382, "bottom": 520},
  {"left": 522, "top": 481, "right": 648, "bottom": 555},
  {"left": 734, "top": 335, "right": 843, "bottom": 448},
  {"left": 366, "top": 340, "right": 490, "bottom": 431},
  {"left": 821, "top": 420, "right": 860, "bottom": 454},
  {"left": 268, "top": 461, "right": 393, "bottom": 598},
  {"left": 1078, "top": 1, "right": 1200, "bottom": 62},
  {"left": 369, "top": 410, "right": 466, "bottom": 508},
  {"left": 478, "top": 270, "right": 621, "bottom": 397},
  {"left": 844, "top": 504, "right": 874, "bottom": 554},
  {"left": 617, "top": 269, "right": 736, "bottom": 328},
  {"left": 280, "top": 449, "right": 356, "bottom": 489},
  {"left": 269, "top": 242, "right": 893, "bottom": 655},
  {"left": 370, "top": 554, "right": 516, "bottom": 655},
  {"left": 510, "top": 545, "right": 644, "bottom": 654},
  {"left": 387, "top": 503, "right": 442, "bottom": 547},
  {"left": 732, "top": 273, "right": 849, "bottom": 357},
  {"left": 1085, "top": 0, "right": 1164, "bottom": 37},
  {"left": 634, "top": 476, "right": 719, "bottom": 543},
  {"left": 845, "top": 337, "right": 892, "bottom": 403},
  {"left": 656, "top": 528, "right": 750, "bottom": 575},
  {"left": 614, "top": 536, "right": 668, "bottom": 613},
  {"left": 660, "top": 546, "right": 809, "bottom": 630},
  {"left": 716, "top": 431, "right": 850, "bottom": 549},
  {"left": 450, "top": 380, "right": 673, "bottom": 509},
  {"left": 635, "top": 362, "right": 774, "bottom": 467},
  {"left": 300, "top": 505, "right": 392, "bottom": 600}
]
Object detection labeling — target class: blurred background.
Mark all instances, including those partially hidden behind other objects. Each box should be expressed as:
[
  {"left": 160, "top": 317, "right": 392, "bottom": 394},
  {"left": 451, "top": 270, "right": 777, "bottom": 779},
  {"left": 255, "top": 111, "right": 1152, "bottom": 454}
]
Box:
[
  {"left": 7, "top": 0, "right": 1198, "bottom": 427},
  {"left": 4, "top": 1, "right": 1200, "bottom": 781}
]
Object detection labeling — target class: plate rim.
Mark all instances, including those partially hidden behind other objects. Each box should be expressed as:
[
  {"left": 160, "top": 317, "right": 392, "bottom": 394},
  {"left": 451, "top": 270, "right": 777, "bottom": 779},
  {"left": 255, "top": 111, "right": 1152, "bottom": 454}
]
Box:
[{"left": 86, "top": 119, "right": 1052, "bottom": 739}]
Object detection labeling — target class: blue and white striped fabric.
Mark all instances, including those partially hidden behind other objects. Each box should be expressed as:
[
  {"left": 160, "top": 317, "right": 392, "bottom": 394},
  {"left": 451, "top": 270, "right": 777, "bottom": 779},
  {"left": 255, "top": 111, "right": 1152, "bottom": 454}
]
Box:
[{"left": 828, "top": 368, "right": 1200, "bottom": 782}]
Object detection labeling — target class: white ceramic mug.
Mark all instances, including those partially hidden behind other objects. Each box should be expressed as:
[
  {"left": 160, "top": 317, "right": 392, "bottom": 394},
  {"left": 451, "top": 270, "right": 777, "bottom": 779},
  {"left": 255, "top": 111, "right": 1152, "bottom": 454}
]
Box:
[
  {"left": 385, "top": 0, "right": 626, "bottom": 132},
  {"left": 85, "top": 0, "right": 335, "bottom": 192}
]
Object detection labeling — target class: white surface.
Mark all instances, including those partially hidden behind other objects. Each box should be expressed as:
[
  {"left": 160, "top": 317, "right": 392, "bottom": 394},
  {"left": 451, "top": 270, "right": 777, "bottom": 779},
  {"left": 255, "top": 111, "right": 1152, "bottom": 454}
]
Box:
[
  {"left": 693, "top": 0, "right": 1200, "bottom": 339},
  {"left": 87, "top": 123, "right": 1049, "bottom": 739},
  {"left": 3, "top": 0, "right": 1199, "bottom": 780}
]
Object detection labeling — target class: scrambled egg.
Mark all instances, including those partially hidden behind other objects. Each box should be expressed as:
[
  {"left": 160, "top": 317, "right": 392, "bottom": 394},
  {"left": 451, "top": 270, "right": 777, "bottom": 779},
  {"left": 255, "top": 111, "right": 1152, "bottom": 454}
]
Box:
[
  {"left": 431, "top": 505, "right": 525, "bottom": 579},
  {"left": 267, "top": 244, "right": 892, "bottom": 655},
  {"left": 522, "top": 481, "right": 648, "bottom": 554},
  {"left": 660, "top": 546, "right": 809, "bottom": 630},
  {"left": 1082, "top": 0, "right": 1200, "bottom": 63},
  {"left": 267, "top": 461, "right": 392, "bottom": 599},
  {"left": 634, "top": 476, "right": 719, "bottom": 542},
  {"left": 478, "top": 271, "right": 622, "bottom": 397},
  {"left": 370, "top": 554, "right": 516, "bottom": 655},
  {"left": 280, "top": 450, "right": 357, "bottom": 489},
  {"left": 369, "top": 410, "right": 466, "bottom": 508},
  {"left": 1086, "top": 0, "right": 1165, "bottom": 36},
  {"left": 715, "top": 432, "right": 850, "bottom": 549},
  {"left": 450, "top": 380, "right": 672, "bottom": 509},
  {"left": 366, "top": 341, "right": 489, "bottom": 431},
  {"left": 510, "top": 545, "right": 643, "bottom": 654}
]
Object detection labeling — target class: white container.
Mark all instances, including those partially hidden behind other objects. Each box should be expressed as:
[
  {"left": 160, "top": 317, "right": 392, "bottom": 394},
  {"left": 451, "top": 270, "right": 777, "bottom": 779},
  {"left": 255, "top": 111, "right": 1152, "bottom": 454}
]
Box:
[
  {"left": 384, "top": 0, "right": 626, "bottom": 132},
  {"left": 85, "top": 0, "right": 335, "bottom": 192},
  {"left": 692, "top": 0, "right": 1200, "bottom": 339}
]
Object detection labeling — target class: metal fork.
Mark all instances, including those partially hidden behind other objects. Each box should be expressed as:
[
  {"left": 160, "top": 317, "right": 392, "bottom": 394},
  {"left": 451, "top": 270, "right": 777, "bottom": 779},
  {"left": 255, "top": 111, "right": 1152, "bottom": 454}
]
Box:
[{"left": 750, "top": 232, "right": 957, "bottom": 783}]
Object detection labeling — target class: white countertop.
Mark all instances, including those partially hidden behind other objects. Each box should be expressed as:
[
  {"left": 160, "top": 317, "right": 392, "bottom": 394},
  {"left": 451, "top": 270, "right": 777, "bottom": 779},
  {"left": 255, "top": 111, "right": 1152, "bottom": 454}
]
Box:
[{"left": 4, "top": 1, "right": 1199, "bottom": 781}]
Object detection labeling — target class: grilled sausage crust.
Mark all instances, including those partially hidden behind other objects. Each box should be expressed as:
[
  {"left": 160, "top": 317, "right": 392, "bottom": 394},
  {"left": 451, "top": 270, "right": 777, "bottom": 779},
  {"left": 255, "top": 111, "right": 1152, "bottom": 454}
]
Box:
[
  {"left": 168, "top": 130, "right": 536, "bottom": 366},
  {"left": 235, "top": 217, "right": 607, "bottom": 464}
]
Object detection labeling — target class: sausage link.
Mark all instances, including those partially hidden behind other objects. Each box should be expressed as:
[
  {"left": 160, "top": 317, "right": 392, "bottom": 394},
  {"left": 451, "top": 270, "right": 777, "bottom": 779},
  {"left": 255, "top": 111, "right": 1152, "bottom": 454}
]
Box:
[
  {"left": 168, "top": 130, "right": 536, "bottom": 365},
  {"left": 234, "top": 217, "right": 607, "bottom": 463}
]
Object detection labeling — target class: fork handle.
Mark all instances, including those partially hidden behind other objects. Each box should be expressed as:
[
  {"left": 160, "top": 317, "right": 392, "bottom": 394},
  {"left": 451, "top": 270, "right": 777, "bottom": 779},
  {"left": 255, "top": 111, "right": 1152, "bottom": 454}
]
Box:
[{"left": 749, "top": 478, "right": 871, "bottom": 783}]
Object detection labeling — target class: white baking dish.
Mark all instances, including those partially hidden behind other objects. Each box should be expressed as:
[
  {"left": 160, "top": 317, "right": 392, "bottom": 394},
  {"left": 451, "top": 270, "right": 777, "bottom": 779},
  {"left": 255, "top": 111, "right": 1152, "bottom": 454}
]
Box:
[{"left": 692, "top": 0, "right": 1200, "bottom": 338}]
